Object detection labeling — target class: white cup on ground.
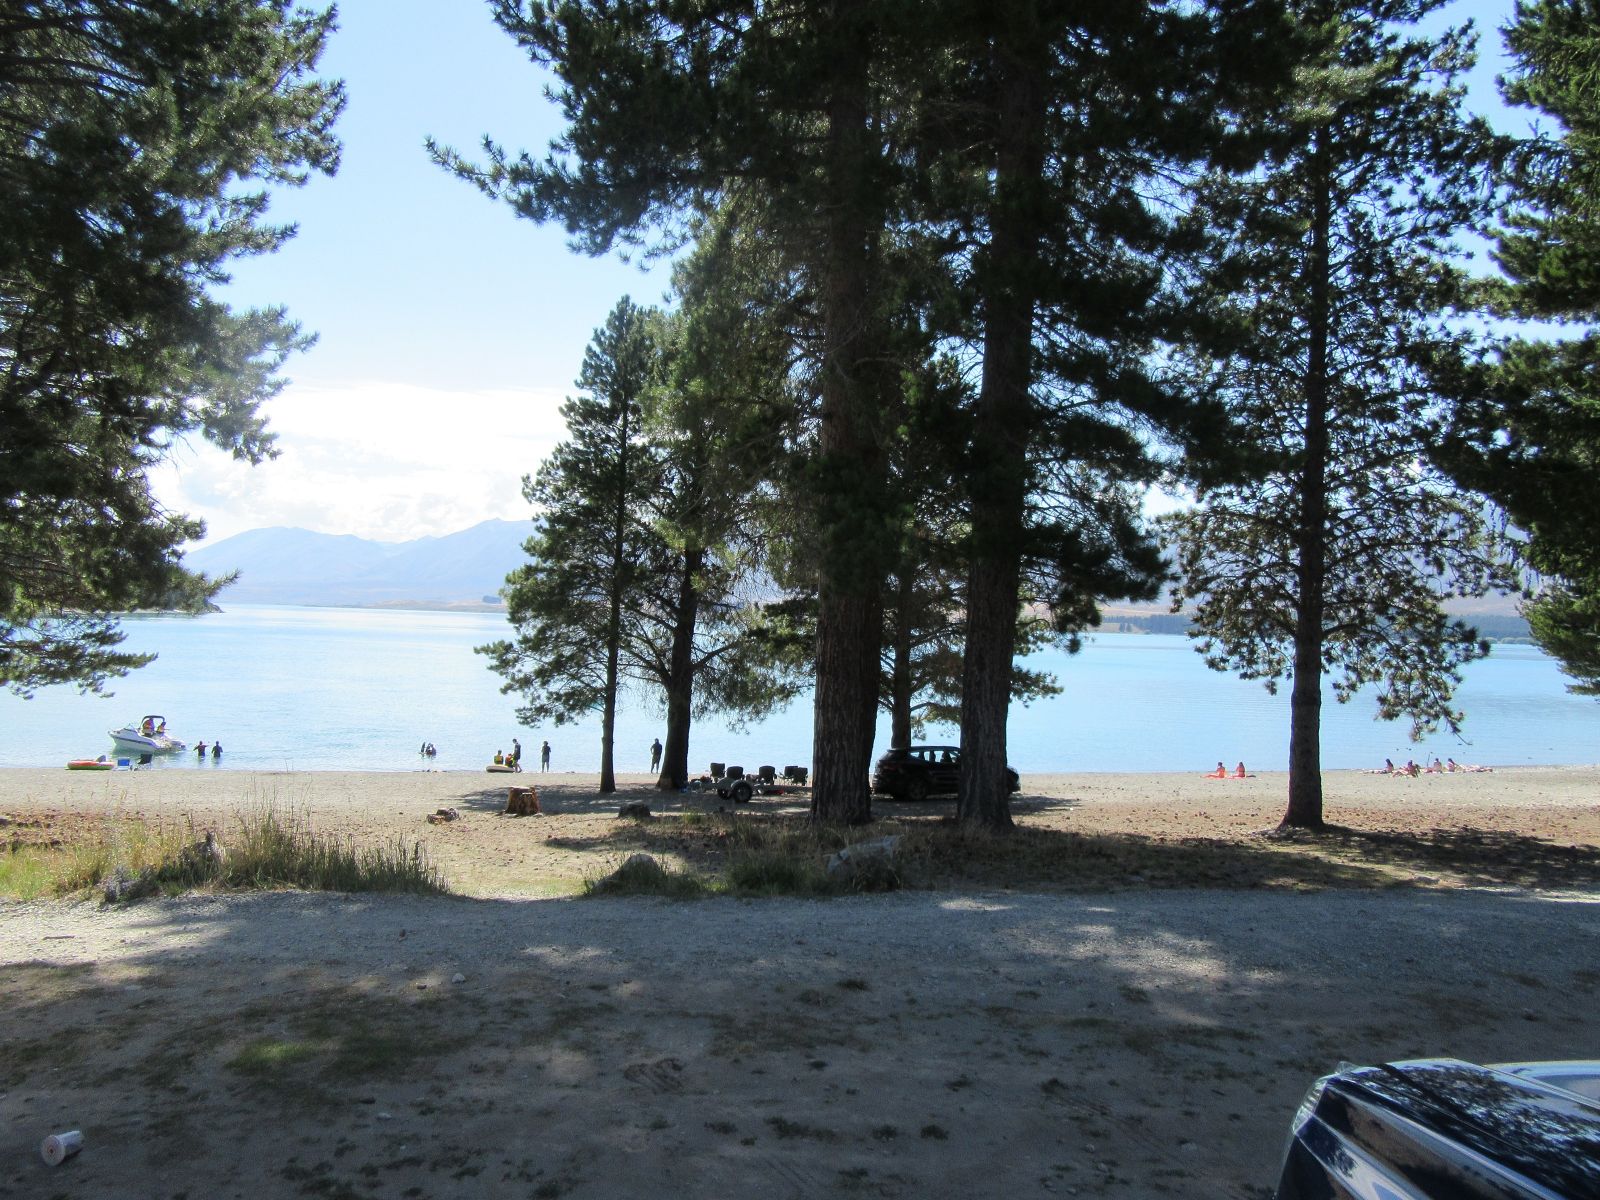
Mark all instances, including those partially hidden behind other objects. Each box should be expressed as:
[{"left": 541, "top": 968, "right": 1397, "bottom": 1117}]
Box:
[{"left": 40, "top": 1130, "right": 83, "bottom": 1166}]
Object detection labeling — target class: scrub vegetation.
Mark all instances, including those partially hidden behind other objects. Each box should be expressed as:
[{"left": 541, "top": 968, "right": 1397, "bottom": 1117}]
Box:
[
  {"left": 582, "top": 809, "right": 1600, "bottom": 899},
  {"left": 0, "top": 805, "right": 445, "bottom": 900}
]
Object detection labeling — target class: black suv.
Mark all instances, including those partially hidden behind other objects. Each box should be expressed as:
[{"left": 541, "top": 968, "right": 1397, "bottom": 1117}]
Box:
[
  {"left": 871, "top": 745, "right": 1020, "bottom": 802},
  {"left": 1274, "top": 1057, "right": 1600, "bottom": 1199}
]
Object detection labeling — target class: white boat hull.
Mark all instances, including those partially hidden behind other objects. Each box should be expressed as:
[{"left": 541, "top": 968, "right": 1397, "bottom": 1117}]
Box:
[{"left": 110, "top": 729, "right": 186, "bottom": 755}]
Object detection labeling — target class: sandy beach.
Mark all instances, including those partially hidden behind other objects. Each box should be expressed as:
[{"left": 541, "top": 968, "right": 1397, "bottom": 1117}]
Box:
[
  {"left": 3, "top": 765, "right": 1597, "bottom": 1198},
  {"left": 4, "top": 764, "right": 1598, "bottom": 897}
]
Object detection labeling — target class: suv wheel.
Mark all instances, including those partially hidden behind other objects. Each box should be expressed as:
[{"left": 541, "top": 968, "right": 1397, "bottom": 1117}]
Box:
[{"left": 904, "top": 777, "right": 929, "bottom": 803}]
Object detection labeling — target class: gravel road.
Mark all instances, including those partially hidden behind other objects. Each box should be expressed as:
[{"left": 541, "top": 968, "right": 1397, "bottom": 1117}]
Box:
[{"left": 5, "top": 886, "right": 1597, "bottom": 1198}]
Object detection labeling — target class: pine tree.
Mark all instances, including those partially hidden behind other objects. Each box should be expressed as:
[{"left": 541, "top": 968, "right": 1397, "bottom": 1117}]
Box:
[
  {"left": 0, "top": 0, "right": 342, "bottom": 695},
  {"left": 435, "top": 1, "right": 939, "bottom": 823},
  {"left": 483, "top": 283, "right": 803, "bottom": 791},
  {"left": 480, "top": 298, "right": 666, "bottom": 793},
  {"left": 928, "top": 0, "right": 1290, "bottom": 829},
  {"left": 441, "top": 2, "right": 1287, "bottom": 827},
  {"left": 644, "top": 220, "right": 809, "bottom": 788},
  {"left": 1443, "top": 0, "right": 1600, "bottom": 694},
  {"left": 1165, "top": 1, "right": 1514, "bottom": 828},
  {"left": 876, "top": 355, "right": 1073, "bottom": 747}
]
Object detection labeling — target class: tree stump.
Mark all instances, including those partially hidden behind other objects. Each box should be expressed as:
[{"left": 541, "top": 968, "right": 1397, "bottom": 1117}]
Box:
[{"left": 505, "top": 786, "right": 541, "bottom": 815}]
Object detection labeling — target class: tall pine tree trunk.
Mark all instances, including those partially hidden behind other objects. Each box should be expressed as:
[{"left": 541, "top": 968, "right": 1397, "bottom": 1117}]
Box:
[
  {"left": 958, "top": 11, "right": 1044, "bottom": 832},
  {"left": 658, "top": 546, "right": 703, "bottom": 790},
  {"left": 600, "top": 397, "right": 633, "bottom": 795},
  {"left": 600, "top": 634, "right": 619, "bottom": 793},
  {"left": 810, "top": 17, "right": 883, "bottom": 826},
  {"left": 889, "top": 568, "right": 913, "bottom": 749},
  {"left": 1284, "top": 141, "right": 1332, "bottom": 829}
]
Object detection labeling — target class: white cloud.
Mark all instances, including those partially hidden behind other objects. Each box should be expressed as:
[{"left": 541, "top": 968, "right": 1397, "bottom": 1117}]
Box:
[{"left": 150, "top": 380, "right": 569, "bottom": 544}]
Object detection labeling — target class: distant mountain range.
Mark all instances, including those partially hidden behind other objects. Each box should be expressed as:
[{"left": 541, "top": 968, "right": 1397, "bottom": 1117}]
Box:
[
  {"left": 187, "top": 519, "right": 1533, "bottom": 637},
  {"left": 185, "top": 520, "right": 527, "bottom": 609}
]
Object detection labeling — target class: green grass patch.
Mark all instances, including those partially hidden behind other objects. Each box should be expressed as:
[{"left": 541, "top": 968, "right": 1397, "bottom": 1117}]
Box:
[
  {"left": 227, "top": 1037, "right": 320, "bottom": 1076},
  {"left": 0, "top": 847, "right": 63, "bottom": 900},
  {"left": 2, "top": 812, "right": 189, "bottom": 899},
  {"left": 327, "top": 1024, "right": 442, "bottom": 1078},
  {"left": 724, "top": 849, "right": 836, "bottom": 896},
  {"left": 583, "top": 854, "right": 713, "bottom": 898},
  {"left": 221, "top": 998, "right": 473, "bottom": 1096}
]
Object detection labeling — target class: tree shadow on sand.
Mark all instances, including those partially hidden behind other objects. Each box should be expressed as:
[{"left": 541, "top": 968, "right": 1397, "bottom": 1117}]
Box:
[
  {"left": 1274, "top": 825, "right": 1600, "bottom": 893},
  {"left": 539, "top": 812, "right": 1600, "bottom": 895}
]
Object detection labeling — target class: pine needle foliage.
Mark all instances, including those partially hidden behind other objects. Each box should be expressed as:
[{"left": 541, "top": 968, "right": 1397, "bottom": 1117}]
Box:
[
  {"left": 1164, "top": 1, "right": 1515, "bottom": 827},
  {"left": 1442, "top": 0, "right": 1600, "bottom": 695},
  {"left": 0, "top": 1, "right": 343, "bottom": 694}
]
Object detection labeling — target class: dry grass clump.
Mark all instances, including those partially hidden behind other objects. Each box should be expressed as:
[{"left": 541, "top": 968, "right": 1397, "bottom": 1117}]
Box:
[
  {"left": 219, "top": 804, "right": 445, "bottom": 895},
  {"left": 589, "top": 816, "right": 904, "bottom": 899},
  {"left": 720, "top": 818, "right": 858, "bottom": 895},
  {"left": 584, "top": 818, "right": 902, "bottom": 899},
  {"left": 0, "top": 804, "right": 446, "bottom": 901}
]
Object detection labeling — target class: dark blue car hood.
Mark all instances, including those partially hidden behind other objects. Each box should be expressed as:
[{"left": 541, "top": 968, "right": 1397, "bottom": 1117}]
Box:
[{"left": 1334, "top": 1060, "right": 1600, "bottom": 1197}]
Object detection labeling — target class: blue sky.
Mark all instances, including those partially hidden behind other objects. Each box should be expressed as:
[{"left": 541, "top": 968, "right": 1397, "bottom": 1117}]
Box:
[
  {"left": 153, "top": 0, "right": 1520, "bottom": 546},
  {"left": 154, "top": 0, "right": 675, "bottom": 545}
]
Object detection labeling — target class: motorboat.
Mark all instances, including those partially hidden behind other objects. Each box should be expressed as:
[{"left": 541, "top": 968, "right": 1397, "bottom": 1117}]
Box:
[{"left": 109, "top": 716, "right": 186, "bottom": 755}]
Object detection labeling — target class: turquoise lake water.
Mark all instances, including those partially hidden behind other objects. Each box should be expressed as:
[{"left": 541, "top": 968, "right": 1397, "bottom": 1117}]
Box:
[{"left": 0, "top": 604, "right": 1593, "bottom": 774}]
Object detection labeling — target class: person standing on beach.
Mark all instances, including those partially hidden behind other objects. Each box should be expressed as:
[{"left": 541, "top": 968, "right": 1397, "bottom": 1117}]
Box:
[
  {"left": 650, "top": 738, "right": 662, "bottom": 773},
  {"left": 541, "top": 741, "right": 551, "bottom": 771},
  {"left": 512, "top": 737, "right": 522, "bottom": 766}
]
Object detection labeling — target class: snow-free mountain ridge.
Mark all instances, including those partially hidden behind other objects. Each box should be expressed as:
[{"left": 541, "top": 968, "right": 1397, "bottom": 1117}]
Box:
[
  {"left": 187, "top": 519, "right": 1529, "bottom": 635},
  {"left": 184, "top": 520, "right": 526, "bottom": 608}
]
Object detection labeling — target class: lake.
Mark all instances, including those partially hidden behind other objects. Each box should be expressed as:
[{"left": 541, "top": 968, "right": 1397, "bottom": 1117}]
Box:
[{"left": 0, "top": 604, "right": 1593, "bottom": 774}]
